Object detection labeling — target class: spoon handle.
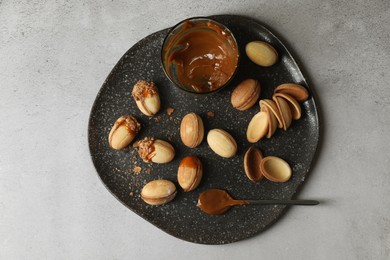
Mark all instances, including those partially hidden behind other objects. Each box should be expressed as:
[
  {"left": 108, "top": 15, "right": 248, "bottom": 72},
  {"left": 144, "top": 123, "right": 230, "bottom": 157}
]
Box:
[{"left": 246, "top": 199, "right": 319, "bottom": 205}]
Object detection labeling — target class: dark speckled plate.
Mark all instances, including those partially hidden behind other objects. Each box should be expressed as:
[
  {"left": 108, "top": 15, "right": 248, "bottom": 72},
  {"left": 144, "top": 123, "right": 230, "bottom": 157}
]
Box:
[{"left": 88, "top": 15, "right": 320, "bottom": 244}]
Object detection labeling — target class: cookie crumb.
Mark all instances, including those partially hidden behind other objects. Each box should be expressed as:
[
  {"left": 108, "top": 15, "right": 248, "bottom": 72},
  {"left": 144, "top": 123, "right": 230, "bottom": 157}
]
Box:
[
  {"left": 129, "top": 192, "right": 134, "bottom": 196},
  {"left": 153, "top": 116, "right": 162, "bottom": 122},
  {"left": 166, "top": 107, "right": 174, "bottom": 116},
  {"left": 133, "top": 166, "right": 142, "bottom": 174},
  {"left": 146, "top": 168, "right": 151, "bottom": 174},
  {"left": 207, "top": 111, "right": 215, "bottom": 118}
]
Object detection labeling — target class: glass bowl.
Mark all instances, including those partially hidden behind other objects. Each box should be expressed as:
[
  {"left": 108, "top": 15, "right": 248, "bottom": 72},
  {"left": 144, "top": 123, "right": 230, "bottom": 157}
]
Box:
[{"left": 161, "top": 17, "right": 239, "bottom": 94}]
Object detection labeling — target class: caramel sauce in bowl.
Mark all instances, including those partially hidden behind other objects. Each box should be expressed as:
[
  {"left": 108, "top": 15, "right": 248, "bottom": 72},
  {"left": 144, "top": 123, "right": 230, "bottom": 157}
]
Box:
[{"left": 161, "top": 17, "right": 239, "bottom": 94}]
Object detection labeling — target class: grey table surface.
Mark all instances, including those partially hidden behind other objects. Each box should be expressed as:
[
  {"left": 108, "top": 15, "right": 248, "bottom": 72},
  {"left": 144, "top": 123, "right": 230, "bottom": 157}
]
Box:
[{"left": 1, "top": 0, "right": 389, "bottom": 259}]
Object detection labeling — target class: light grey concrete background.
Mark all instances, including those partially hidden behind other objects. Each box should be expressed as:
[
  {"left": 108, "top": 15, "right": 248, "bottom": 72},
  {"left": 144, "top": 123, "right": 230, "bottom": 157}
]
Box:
[{"left": 1, "top": 0, "right": 389, "bottom": 259}]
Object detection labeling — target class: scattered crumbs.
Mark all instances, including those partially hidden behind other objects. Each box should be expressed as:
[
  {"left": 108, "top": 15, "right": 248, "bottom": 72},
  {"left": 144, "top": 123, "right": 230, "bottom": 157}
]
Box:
[
  {"left": 131, "top": 149, "right": 138, "bottom": 159},
  {"left": 133, "top": 166, "right": 142, "bottom": 174},
  {"left": 129, "top": 191, "right": 134, "bottom": 196},
  {"left": 207, "top": 111, "right": 215, "bottom": 118},
  {"left": 166, "top": 107, "right": 174, "bottom": 116},
  {"left": 146, "top": 168, "right": 151, "bottom": 174},
  {"left": 153, "top": 116, "right": 162, "bottom": 122},
  {"left": 167, "top": 136, "right": 172, "bottom": 141}
]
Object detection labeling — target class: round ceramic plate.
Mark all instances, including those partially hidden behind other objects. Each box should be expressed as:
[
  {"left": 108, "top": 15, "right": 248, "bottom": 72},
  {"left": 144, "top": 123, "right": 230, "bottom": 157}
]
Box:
[{"left": 88, "top": 15, "right": 320, "bottom": 244}]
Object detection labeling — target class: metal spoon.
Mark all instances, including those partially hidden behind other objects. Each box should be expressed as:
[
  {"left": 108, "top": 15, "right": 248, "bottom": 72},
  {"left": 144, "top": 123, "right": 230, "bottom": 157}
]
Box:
[{"left": 197, "top": 189, "right": 319, "bottom": 215}]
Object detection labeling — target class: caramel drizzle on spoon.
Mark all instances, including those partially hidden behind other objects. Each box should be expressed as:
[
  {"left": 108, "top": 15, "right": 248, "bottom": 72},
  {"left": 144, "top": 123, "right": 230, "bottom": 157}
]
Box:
[{"left": 197, "top": 189, "right": 248, "bottom": 215}]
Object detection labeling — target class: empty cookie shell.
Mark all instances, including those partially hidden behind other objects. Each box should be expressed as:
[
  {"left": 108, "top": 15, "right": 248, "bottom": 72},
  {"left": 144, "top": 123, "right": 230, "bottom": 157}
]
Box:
[
  {"left": 259, "top": 99, "right": 283, "bottom": 129},
  {"left": 274, "top": 92, "right": 301, "bottom": 120},
  {"left": 273, "top": 96, "right": 292, "bottom": 130},
  {"left": 274, "top": 83, "right": 309, "bottom": 102},
  {"left": 261, "top": 104, "right": 278, "bottom": 138},
  {"left": 260, "top": 156, "right": 292, "bottom": 182},
  {"left": 244, "top": 146, "right": 264, "bottom": 182}
]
